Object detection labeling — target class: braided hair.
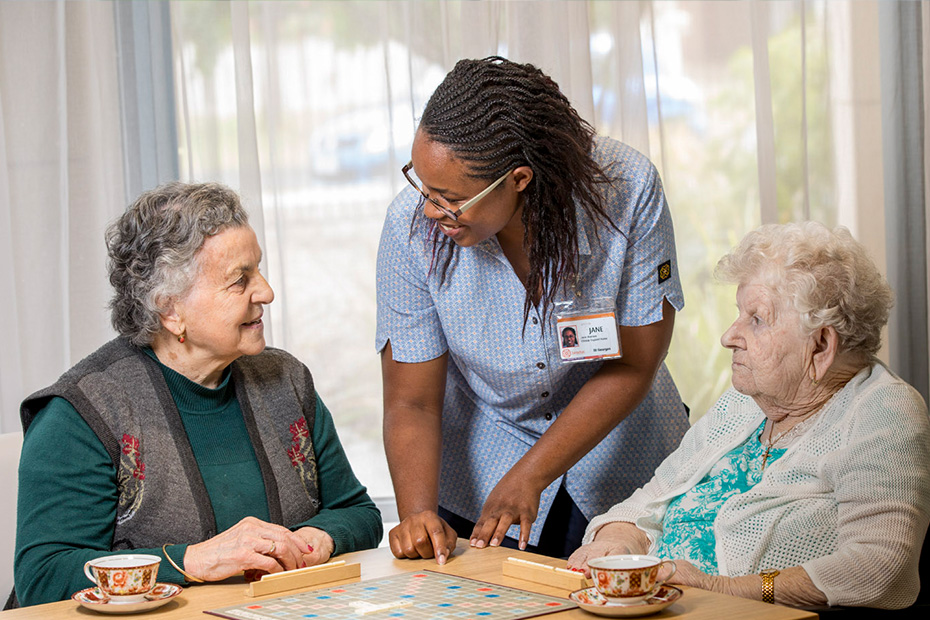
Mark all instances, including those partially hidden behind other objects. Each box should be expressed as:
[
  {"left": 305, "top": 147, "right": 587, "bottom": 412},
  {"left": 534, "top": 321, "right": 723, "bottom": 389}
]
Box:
[{"left": 417, "top": 56, "right": 614, "bottom": 327}]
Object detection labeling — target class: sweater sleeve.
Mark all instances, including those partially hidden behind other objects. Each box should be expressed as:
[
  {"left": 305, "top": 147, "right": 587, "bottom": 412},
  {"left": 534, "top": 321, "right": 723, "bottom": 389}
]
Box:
[
  {"left": 583, "top": 390, "right": 756, "bottom": 547},
  {"left": 802, "top": 383, "right": 930, "bottom": 609},
  {"left": 291, "top": 395, "right": 383, "bottom": 554},
  {"left": 14, "top": 397, "right": 190, "bottom": 607},
  {"left": 583, "top": 409, "right": 709, "bottom": 546}
]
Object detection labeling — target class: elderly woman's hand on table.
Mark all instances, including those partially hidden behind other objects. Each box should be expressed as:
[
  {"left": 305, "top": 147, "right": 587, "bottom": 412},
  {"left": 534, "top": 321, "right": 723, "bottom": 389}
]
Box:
[
  {"left": 569, "top": 524, "right": 829, "bottom": 608},
  {"left": 182, "top": 518, "right": 336, "bottom": 581},
  {"left": 184, "top": 517, "right": 309, "bottom": 580},
  {"left": 669, "top": 560, "right": 831, "bottom": 608},
  {"left": 294, "top": 525, "right": 336, "bottom": 566},
  {"left": 567, "top": 522, "right": 650, "bottom": 576}
]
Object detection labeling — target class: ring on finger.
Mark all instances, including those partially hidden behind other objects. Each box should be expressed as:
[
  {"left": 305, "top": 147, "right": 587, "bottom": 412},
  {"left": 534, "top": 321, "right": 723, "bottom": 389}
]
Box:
[{"left": 268, "top": 540, "right": 276, "bottom": 555}]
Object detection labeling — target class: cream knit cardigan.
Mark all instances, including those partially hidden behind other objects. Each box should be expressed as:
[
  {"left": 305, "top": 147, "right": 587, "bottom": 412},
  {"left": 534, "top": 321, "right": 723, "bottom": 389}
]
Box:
[{"left": 583, "top": 362, "right": 930, "bottom": 609}]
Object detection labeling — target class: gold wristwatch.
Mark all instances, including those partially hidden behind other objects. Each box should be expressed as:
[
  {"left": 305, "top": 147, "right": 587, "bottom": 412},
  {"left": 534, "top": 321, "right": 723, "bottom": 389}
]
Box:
[{"left": 760, "top": 568, "right": 780, "bottom": 604}]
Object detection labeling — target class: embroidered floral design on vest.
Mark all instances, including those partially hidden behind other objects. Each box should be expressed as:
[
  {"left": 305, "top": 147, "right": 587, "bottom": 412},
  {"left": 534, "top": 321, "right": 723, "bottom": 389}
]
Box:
[
  {"left": 287, "top": 418, "right": 320, "bottom": 507},
  {"left": 116, "top": 433, "right": 145, "bottom": 524}
]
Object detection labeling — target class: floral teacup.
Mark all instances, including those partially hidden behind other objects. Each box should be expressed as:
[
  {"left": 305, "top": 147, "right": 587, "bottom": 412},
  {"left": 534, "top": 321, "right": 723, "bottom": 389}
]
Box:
[
  {"left": 83, "top": 554, "right": 161, "bottom": 603},
  {"left": 586, "top": 554, "right": 677, "bottom": 605}
]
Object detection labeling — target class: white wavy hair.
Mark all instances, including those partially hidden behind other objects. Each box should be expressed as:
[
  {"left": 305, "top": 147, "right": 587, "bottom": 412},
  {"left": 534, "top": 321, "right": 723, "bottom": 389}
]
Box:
[{"left": 715, "top": 221, "right": 893, "bottom": 358}]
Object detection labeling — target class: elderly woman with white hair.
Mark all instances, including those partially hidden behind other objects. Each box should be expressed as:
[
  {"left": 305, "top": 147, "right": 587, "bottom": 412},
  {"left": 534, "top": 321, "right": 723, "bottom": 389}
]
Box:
[
  {"left": 569, "top": 222, "right": 930, "bottom": 610},
  {"left": 11, "top": 182, "right": 382, "bottom": 607}
]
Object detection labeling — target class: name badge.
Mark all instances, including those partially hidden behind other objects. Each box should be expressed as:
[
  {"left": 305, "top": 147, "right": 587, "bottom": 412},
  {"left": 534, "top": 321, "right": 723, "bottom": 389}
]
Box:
[{"left": 555, "top": 297, "right": 623, "bottom": 363}]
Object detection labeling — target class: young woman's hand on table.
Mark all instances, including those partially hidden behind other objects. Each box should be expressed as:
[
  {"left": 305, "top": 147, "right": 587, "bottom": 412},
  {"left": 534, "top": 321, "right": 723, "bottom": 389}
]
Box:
[
  {"left": 469, "top": 300, "right": 677, "bottom": 551},
  {"left": 382, "top": 342, "right": 457, "bottom": 564}
]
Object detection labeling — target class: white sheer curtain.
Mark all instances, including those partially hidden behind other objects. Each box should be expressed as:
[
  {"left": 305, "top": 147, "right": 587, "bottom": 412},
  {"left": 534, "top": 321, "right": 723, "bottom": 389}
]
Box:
[
  {"left": 2, "top": 2, "right": 926, "bottom": 505},
  {"left": 0, "top": 1, "right": 124, "bottom": 431},
  {"left": 167, "top": 0, "right": 914, "bottom": 502}
]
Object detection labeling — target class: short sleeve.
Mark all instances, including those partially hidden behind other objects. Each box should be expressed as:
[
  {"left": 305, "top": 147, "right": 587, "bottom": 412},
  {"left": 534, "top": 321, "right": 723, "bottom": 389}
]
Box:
[
  {"left": 613, "top": 156, "right": 684, "bottom": 326},
  {"left": 375, "top": 187, "right": 448, "bottom": 362}
]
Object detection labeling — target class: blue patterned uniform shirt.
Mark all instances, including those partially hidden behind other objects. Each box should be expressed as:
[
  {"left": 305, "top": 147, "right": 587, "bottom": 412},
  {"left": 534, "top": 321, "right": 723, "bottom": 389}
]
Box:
[{"left": 376, "top": 137, "right": 690, "bottom": 545}]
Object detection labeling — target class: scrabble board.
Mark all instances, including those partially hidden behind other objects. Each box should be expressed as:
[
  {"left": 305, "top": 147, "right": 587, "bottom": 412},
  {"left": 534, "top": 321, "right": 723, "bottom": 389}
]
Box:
[{"left": 206, "top": 570, "right": 576, "bottom": 620}]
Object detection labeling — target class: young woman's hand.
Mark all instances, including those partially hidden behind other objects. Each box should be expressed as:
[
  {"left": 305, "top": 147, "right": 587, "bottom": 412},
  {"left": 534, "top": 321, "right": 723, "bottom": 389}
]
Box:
[
  {"left": 388, "top": 510, "right": 457, "bottom": 565},
  {"left": 469, "top": 471, "right": 541, "bottom": 551}
]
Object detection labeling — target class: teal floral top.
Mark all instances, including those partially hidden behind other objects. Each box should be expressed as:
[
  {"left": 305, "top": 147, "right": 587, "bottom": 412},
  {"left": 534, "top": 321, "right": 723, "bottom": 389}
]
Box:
[{"left": 653, "top": 421, "right": 785, "bottom": 574}]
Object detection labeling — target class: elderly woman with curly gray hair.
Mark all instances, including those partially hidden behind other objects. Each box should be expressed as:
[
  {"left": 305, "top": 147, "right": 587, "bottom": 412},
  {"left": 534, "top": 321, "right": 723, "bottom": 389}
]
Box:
[
  {"left": 569, "top": 221, "right": 930, "bottom": 611},
  {"left": 11, "top": 182, "right": 382, "bottom": 607}
]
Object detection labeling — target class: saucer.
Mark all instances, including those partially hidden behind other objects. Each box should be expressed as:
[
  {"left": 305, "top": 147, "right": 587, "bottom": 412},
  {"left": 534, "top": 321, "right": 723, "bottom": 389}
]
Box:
[
  {"left": 569, "top": 585, "right": 682, "bottom": 617},
  {"left": 72, "top": 583, "right": 182, "bottom": 614}
]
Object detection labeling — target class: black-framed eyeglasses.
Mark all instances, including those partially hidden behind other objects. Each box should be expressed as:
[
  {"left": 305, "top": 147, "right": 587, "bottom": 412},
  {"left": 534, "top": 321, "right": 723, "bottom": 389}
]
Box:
[{"left": 402, "top": 161, "right": 511, "bottom": 221}]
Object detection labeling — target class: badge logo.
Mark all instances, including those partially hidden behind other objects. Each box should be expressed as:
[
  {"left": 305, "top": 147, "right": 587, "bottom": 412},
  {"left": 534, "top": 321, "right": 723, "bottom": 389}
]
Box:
[{"left": 657, "top": 260, "right": 672, "bottom": 283}]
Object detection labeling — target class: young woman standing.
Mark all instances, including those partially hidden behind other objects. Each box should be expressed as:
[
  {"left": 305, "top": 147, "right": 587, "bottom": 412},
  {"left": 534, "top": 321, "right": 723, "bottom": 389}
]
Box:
[{"left": 377, "top": 57, "right": 689, "bottom": 562}]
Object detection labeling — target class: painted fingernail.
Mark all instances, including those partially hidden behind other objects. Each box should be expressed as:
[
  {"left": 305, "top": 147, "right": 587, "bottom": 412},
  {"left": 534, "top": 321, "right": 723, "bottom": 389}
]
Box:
[
  {"left": 301, "top": 561, "right": 307, "bottom": 568},
  {"left": 490, "top": 538, "right": 499, "bottom": 547},
  {"left": 469, "top": 538, "right": 477, "bottom": 547},
  {"left": 519, "top": 541, "right": 527, "bottom": 550},
  {"left": 307, "top": 545, "right": 314, "bottom": 553},
  {"left": 476, "top": 540, "right": 486, "bottom": 549},
  {"left": 438, "top": 553, "right": 446, "bottom": 565}
]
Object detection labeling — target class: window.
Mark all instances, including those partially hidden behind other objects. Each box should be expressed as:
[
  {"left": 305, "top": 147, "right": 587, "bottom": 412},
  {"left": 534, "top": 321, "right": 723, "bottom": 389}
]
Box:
[{"left": 167, "top": 1, "right": 893, "bottom": 505}]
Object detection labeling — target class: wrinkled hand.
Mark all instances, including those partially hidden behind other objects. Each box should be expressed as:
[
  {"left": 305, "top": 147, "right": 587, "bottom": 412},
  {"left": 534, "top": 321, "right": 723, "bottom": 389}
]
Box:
[
  {"left": 567, "top": 542, "right": 639, "bottom": 577},
  {"left": 293, "top": 526, "right": 335, "bottom": 567},
  {"left": 470, "top": 474, "right": 541, "bottom": 550},
  {"left": 566, "top": 522, "right": 651, "bottom": 577},
  {"left": 183, "top": 516, "right": 313, "bottom": 582},
  {"left": 389, "top": 510, "right": 457, "bottom": 565},
  {"left": 669, "top": 559, "right": 715, "bottom": 590}
]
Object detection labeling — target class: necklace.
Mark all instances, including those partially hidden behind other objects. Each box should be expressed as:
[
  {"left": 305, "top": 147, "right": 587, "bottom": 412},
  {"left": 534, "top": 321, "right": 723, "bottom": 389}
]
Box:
[
  {"left": 758, "top": 387, "right": 844, "bottom": 470},
  {"left": 760, "top": 414, "right": 818, "bottom": 470}
]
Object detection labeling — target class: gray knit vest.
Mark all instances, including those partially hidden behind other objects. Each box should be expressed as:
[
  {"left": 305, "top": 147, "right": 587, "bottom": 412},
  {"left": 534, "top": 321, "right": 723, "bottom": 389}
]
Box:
[{"left": 20, "top": 338, "right": 321, "bottom": 550}]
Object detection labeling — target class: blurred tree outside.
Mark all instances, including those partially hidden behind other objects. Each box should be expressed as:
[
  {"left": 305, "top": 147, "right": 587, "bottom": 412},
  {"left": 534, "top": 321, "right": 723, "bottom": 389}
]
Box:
[
  {"left": 662, "top": 10, "right": 835, "bottom": 420},
  {"left": 169, "top": 1, "right": 838, "bottom": 496}
]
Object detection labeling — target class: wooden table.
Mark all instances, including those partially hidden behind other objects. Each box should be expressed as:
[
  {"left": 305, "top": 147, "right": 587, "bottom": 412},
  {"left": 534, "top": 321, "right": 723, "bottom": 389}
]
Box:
[{"left": 1, "top": 542, "right": 817, "bottom": 619}]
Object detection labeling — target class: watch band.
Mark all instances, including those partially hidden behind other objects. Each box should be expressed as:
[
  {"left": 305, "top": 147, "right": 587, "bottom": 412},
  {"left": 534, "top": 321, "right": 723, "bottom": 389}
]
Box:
[{"left": 760, "top": 568, "right": 780, "bottom": 604}]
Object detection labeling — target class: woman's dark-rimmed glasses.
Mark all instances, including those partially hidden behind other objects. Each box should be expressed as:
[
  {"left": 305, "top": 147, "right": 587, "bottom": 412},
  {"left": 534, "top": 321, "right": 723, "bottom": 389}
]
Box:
[{"left": 402, "top": 161, "right": 511, "bottom": 221}]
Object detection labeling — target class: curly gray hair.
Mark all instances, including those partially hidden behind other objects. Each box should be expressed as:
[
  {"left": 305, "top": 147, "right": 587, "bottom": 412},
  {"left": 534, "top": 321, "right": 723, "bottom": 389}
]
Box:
[
  {"left": 106, "top": 182, "right": 249, "bottom": 345},
  {"left": 715, "top": 221, "right": 893, "bottom": 359}
]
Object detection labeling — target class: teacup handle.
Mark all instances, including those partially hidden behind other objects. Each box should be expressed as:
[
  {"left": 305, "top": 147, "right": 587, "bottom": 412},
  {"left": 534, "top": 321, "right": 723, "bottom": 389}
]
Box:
[
  {"left": 83, "top": 561, "right": 98, "bottom": 586},
  {"left": 655, "top": 560, "right": 677, "bottom": 588}
]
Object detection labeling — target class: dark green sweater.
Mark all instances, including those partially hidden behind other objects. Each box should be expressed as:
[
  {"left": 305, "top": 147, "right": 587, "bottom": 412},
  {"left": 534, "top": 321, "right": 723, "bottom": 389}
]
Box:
[{"left": 14, "top": 353, "right": 382, "bottom": 606}]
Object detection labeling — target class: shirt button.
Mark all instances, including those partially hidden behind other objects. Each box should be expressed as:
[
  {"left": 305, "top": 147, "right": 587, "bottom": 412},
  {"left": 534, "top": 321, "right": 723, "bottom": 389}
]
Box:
[
  {"left": 545, "top": 413, "right": 553, "bottom": 421},
  {"left": 541, "top": 391, "right": 550, "bottom": 398},
  {"left": 536, "top": 362, "right": 546, "bottom": 369},
  {"left": 532, "top": 317, "right": 539, "bottom": 324}
]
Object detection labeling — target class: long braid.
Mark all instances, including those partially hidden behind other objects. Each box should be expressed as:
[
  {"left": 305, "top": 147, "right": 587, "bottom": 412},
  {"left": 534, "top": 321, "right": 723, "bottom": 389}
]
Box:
[{"left": 417, "top": 57, "right": 615, "bottom": 328}]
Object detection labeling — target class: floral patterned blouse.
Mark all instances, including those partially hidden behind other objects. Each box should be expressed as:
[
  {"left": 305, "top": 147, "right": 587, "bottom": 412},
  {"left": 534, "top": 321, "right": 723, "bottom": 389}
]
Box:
[{"left": 653, "top": 421, "right": 785, "bottom": 574}]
